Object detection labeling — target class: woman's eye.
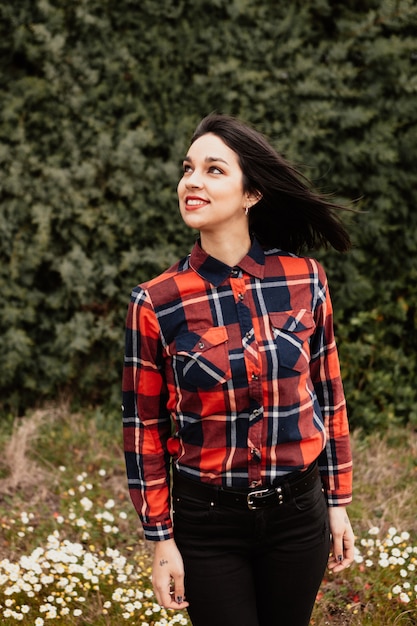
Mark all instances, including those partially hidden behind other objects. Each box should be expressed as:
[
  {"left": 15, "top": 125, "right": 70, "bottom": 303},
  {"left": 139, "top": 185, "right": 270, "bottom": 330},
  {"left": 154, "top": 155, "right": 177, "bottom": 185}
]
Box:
[{"left": 181, "top": 163, "right": 223, "bottom": 175}]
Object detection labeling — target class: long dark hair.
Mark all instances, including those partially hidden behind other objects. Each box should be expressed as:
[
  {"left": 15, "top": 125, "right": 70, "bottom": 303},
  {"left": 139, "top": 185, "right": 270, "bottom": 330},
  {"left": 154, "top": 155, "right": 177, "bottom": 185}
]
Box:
[{"left": 191, "top": 113, "right": 351, "bottom": 253}]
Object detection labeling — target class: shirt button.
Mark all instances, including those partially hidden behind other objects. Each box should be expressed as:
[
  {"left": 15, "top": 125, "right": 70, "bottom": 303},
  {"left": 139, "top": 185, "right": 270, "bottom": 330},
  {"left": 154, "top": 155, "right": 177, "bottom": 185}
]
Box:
[
  {"left": 252, "top": 409, "right": 260, "bottom": 417},
  {"left": 238, "top": 293, "right": 244, "bottom": 301},
  {"left": 198, "top": 341, "right": 204, "bottom": 349},
  {"left": 251, "top": 373, "right": 259, "bottom": 380},
  {"left": 250, "top": 448, "right": 261, "bottom": 462},
  {"left": 231, "top": 267, "right": 239, "bottom": 277}
]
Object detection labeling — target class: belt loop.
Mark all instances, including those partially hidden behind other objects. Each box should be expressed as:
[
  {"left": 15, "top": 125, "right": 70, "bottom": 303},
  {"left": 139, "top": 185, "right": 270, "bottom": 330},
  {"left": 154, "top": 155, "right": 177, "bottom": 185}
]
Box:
[{"left": 282, "top": 481, "right": 292, "bottom": 502}]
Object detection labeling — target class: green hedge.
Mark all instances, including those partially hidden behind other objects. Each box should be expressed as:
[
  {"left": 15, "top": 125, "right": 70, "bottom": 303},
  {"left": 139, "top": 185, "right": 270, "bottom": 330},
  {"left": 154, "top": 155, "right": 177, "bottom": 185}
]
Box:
[{"left": 1, "top": 0, "right": 416, "bottom": 430}]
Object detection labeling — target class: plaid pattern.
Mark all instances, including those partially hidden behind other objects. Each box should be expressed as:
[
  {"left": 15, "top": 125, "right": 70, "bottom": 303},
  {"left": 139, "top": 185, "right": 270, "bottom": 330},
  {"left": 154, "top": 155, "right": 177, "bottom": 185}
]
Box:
[{"left": 123, "top": 239, "right": 352, "bottom": 540}]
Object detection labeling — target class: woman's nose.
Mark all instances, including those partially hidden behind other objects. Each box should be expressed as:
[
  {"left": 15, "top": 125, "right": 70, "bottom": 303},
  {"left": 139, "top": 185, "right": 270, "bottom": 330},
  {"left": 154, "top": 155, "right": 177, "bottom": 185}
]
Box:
[{"left": 185, "top": 169, "right": 203, "bottom": 188}]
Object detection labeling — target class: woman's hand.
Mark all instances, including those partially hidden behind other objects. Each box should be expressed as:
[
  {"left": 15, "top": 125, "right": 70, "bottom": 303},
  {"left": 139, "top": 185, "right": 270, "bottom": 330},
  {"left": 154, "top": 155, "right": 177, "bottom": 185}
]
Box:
[
  {"left": 151, "top": 538, "right": 189, "bottom": 610},
  {"left": 327, "top": 507, "right": 355, "bottom": 573}
]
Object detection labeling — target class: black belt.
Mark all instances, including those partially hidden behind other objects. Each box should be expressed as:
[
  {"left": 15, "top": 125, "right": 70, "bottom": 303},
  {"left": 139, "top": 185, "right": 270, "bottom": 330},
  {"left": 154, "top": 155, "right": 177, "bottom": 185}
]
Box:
[{"left": 173, "top": 461, "right": 319, "bottom": 511}]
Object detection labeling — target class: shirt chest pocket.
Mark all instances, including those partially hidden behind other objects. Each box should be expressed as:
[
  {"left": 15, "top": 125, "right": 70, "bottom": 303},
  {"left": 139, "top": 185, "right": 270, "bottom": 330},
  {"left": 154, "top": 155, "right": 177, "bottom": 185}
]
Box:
[
  {"left": 168, "top": 326, "right": 230, "bottom": 389},
  {"left": 269, "top": 310, "right": 315, "bottom": 374}
]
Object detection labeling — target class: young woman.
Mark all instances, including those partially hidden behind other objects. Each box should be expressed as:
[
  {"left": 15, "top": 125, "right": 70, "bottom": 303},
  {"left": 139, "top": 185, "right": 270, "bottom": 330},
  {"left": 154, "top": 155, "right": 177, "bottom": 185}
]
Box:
[{"left": 122, "top": 114, "right": 354, "bottom": 626}]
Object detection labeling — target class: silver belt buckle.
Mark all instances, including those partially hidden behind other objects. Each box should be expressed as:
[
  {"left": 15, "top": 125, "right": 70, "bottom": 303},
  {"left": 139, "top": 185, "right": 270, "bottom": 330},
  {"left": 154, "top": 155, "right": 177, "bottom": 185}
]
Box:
[{"left": 247, "top": 488, "right": 270, "bottom": 510}]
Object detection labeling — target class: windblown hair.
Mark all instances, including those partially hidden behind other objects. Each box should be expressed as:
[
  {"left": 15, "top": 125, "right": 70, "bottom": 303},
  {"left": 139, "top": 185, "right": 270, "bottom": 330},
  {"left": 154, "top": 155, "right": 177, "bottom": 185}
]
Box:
[{"left": 191, "top": 113, "right": 351, "bottom": 254}]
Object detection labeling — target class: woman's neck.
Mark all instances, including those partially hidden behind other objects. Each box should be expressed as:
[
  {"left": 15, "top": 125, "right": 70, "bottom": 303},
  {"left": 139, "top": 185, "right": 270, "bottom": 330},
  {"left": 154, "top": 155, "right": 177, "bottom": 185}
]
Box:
[{"left": 200, "top": 230, "right": 252, "bottom": 267}]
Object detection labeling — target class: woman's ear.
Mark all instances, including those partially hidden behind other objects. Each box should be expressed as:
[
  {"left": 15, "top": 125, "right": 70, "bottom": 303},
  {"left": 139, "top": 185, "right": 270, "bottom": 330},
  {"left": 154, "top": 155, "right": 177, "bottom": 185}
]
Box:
[{"left": 246, "top": 190, "right": 262, "bottom": 208}]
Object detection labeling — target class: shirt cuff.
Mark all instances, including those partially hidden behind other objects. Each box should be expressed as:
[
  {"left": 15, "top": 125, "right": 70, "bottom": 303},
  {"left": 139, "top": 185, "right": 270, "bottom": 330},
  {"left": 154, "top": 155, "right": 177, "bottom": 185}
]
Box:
[
  {"left": 142, "top": 519, "right": 174, "bottom": 541},
  {"left": 325, "top": 492, "right": 353, "bottom": 507}
]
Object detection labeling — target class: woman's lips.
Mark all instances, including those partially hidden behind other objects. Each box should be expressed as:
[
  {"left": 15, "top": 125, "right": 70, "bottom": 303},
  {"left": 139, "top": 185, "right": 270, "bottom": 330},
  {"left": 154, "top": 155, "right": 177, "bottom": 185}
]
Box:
[{"left": 185, "top": 196, "right": 209, "bottom": 210}]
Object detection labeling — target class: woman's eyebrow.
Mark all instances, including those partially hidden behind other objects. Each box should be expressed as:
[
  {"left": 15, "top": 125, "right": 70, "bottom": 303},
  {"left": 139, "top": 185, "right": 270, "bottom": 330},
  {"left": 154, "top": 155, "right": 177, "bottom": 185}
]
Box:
[
  {"left": 205, "top": 156, "right": 229, "bottom": 165},
  {"left": 183, "top": 155, "right": 229, "bottom": 165}
]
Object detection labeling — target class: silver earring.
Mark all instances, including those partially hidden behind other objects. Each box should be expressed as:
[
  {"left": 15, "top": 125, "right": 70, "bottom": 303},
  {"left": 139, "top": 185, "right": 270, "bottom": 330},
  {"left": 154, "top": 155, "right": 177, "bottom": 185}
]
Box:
[{"left": 245, "top": 206, "right": 249, "bottom": 216}]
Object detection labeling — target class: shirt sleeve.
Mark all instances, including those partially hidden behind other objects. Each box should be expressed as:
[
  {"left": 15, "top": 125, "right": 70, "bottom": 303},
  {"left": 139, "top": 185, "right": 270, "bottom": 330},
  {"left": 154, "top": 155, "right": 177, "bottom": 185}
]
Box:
[
  {"left": 122, "top": 286, "right": 174, "bottom": 540},
  {"left": 309, "top": 262, "right": 353, "bottom": 506}
]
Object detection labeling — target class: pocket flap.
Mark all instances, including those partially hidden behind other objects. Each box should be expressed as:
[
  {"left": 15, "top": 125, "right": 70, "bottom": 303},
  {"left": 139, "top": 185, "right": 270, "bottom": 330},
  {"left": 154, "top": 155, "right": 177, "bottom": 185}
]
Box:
[
  {"left": 175, "top": 326, "right": 228, "bottom": 354},
  {"left": 269, "top": 310, "right": 314, "bottom": 335}
]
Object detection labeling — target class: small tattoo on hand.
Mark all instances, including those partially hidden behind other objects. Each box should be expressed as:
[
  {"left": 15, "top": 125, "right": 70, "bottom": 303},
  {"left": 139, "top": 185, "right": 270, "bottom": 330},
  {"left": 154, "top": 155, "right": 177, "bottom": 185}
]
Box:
[{"left": 159, "top": 559, "right": 168, "bottom": 566}]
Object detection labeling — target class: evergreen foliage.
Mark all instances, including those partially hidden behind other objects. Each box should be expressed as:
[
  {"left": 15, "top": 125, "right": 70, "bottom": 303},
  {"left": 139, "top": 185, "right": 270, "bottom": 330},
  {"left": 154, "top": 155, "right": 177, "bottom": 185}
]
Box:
[{"left": 1, "top": 0, "right": 416, "bottom": 429}]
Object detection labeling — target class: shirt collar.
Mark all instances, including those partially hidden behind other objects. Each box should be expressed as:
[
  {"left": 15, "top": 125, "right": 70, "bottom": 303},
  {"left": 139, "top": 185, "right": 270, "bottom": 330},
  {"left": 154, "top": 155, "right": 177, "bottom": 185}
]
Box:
[{"left": 189, "top": 238, "right": 265, "bottom": 287}]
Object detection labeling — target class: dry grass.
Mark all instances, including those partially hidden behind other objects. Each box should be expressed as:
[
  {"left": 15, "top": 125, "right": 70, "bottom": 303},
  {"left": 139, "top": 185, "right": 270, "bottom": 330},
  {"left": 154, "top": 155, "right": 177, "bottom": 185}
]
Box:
[
  {"left": 0, "top": 410, "right": 51, "bottom": 498},
  {"left": 0, "top": 407, "right": 130, "bottom": 553},
  {"left": 350, "top": 427, "right": 417, "bottom": 535}
]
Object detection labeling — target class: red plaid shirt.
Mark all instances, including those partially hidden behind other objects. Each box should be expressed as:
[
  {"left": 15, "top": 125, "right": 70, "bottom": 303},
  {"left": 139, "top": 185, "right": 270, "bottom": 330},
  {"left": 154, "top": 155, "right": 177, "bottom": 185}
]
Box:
[{"left": 122, "top": 239, "right": 352, "bottom": 541}]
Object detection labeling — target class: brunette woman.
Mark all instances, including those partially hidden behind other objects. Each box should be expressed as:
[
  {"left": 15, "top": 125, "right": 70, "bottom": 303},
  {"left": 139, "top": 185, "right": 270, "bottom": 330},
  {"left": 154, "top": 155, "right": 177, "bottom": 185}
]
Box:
[{"left": 122, "top": 114, "right": 354, "bottom": 626}]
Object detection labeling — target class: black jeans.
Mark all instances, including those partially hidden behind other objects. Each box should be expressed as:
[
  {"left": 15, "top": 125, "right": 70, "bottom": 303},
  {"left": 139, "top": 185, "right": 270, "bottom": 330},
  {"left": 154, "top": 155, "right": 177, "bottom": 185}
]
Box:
[{"left": 173, "top": 472, "right": 330, "bottom": 626}]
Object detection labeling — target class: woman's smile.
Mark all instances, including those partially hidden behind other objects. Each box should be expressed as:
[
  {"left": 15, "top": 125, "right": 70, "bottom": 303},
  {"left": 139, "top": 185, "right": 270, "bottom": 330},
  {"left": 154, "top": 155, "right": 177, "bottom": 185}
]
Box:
[{"left": 185, "top": 195, "right": 210, "bottom": 210}]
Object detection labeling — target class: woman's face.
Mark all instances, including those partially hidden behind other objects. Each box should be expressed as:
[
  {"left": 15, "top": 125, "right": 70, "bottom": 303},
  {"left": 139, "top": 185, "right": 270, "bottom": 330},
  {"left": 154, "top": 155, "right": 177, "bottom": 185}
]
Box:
[{"left": 177, "top": 133, "right": 252, "bottom": 236}]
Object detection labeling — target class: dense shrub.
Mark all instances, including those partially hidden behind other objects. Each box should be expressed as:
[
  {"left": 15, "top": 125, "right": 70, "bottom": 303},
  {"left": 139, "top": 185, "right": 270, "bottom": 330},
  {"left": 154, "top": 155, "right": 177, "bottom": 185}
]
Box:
[{"left": 1, "top": 0, "right": 416, "bottom": 429}]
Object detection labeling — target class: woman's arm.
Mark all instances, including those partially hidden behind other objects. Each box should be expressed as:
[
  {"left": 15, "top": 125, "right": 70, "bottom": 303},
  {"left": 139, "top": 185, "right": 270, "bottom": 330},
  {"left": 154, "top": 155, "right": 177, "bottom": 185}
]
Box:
[
  {"left": 309, "top": 262, "right": 355, "bottom": 572},
  {"left": 122, "top": 286, "right": 174, "bottom": 540},
  {"left": 309, "top": 261, "right": 353, "bottom": 506}
]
